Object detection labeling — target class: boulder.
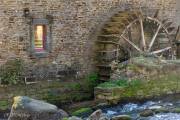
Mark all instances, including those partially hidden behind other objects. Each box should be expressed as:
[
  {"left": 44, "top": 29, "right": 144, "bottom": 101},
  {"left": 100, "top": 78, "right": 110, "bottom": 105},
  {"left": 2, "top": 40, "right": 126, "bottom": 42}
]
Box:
[
  {"left": 87, "top": 109, "right": 110, "bottom": 120},
  {"left": 8, "top": 96, "right": 68, "bottom": 120},
  {"left": 112, "top": 115, "right": 131, "bottom": 120},
  {"left": 139, "top": 109, "right": 154, "bottom": 117}
]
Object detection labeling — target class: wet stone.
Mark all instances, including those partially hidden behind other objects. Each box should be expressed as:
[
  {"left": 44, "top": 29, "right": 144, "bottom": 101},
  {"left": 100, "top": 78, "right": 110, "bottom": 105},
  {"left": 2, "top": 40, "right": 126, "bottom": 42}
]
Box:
[
  {"left": 112, "top": 115, "right": 131, "bottom": 120},
  {"left": 87, "top": 109, "right": 110, "bottom": 120},
  {"left": 139, "top": 109, "right": 154, "bottom": 117}
]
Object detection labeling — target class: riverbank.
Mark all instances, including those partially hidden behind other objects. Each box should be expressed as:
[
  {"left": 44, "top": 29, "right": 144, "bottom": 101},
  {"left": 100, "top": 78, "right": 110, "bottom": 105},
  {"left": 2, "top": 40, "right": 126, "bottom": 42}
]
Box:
[
  {"left": 101, "top": 93, "right": 180, "bottom": 120},
  {"left": 95, "top": 57, "right": 180, "bottom": 104}
]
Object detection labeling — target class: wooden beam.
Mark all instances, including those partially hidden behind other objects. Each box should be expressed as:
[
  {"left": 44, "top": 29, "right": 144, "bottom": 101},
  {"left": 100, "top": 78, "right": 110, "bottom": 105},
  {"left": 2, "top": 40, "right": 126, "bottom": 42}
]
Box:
[
  {"left": 148, "top": 24, "right": 162, "bottom": 52},
  {"left": 121, "top": 35, "right": 142, "bottom": 52},
  {"left": 151, "top": 47, "right": 171, "bottom": 54},
  {"left": 140, "top": 18, "right": 146, "bottom": 50},
  {"left": 128, "top": 27, "right": 132, "bottom": 41}
]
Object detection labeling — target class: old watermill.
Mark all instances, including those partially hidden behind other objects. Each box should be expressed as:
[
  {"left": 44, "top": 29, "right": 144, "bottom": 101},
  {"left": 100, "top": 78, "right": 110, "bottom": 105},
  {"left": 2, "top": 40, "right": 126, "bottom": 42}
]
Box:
[{"left": 96, "top": 10, "right": 178, "bottom": 81}]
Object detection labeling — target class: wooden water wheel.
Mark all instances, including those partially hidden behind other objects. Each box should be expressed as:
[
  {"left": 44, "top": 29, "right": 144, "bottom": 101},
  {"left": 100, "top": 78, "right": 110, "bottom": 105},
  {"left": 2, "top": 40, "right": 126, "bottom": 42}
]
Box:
[{"left": 96, "top": 10, "right": 177, "bottom": 81}]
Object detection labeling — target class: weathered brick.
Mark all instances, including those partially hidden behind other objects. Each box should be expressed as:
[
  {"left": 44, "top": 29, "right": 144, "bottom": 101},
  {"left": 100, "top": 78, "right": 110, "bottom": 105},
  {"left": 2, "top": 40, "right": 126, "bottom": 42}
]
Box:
[{"left": 0, "top": 0, "right": 179, "bottom": 77}]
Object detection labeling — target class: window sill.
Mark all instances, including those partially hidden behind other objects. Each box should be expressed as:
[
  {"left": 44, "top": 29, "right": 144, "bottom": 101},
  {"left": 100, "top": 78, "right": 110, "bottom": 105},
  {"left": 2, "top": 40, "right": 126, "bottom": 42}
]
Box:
[{"left": 31, "top": 51, "right": 49, "bottom": 58}]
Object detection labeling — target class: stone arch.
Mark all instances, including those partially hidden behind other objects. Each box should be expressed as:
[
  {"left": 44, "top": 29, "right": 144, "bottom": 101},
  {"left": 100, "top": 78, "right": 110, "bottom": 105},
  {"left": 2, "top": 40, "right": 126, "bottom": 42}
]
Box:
[{"left": 87, "top": 1, "right": 179, "bottom": 80}]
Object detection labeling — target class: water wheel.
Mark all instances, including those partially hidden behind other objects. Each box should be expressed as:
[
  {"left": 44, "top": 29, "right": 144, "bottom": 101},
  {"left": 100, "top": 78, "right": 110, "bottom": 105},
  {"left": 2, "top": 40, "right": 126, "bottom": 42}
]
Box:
[{"left": 96, "top": 10, "right": 177, "bottom": 81}]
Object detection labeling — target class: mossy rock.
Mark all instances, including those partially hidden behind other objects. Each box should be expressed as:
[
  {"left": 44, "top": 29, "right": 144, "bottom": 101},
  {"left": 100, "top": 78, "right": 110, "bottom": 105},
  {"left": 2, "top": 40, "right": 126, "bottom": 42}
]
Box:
[
  {"left": 153, "top": 107, "right": 170, "bottom": 113},
  {"left": 139, "top": 109, "right": 154, "bottom": 117},
  {"left": 172, "top": 107, "right": 180, "bottom": 113},
  {"left": 71, "top": 107, "right": 93, "bottom": 117},
  {"left": 112, "top": 115, "right": 131, "bottom": 120}
]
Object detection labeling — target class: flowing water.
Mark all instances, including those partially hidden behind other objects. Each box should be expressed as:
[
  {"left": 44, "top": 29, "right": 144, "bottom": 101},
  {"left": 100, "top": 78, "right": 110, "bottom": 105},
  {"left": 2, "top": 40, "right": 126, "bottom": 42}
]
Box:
[
  {"left": 102, "top": 94, "right": 180, "bottom": 120},
  {"left": 1, "top": 94, "right": 180, "bottom": 120},
  {"left": 0, "top": 109, "right": 9, "bottom": 120}
]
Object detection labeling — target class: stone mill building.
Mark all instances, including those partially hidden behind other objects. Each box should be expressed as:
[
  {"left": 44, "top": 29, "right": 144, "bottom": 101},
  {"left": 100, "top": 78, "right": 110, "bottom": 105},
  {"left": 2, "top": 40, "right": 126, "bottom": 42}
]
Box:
[
  {"left": 0, "top": 0, "right": 180, "bottom": 110},
  {"left": 0, "top": 0, "right": 180, "bottom": 81}
]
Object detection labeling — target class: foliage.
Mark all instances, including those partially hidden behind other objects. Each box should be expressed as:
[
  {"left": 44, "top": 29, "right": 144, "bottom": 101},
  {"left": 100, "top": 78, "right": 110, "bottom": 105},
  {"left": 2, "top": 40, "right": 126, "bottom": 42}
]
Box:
[
  {"left": 97, "top": 78, "right": 142, "bottom": 89},
  {"left": 130, "top": 56, "right": 161, "bottom": 68},
  {"left": 121, "top": 73, "right": 180, "bottom": 99},
  {"left": 0, "top": 58, "right": 24, "bottom": 85},
  {"left": 83, "top": 73, "right": 99, "bottom": 92},
  {"left": 65, "top": 82, "right": 82, "bottom": 91},
  {"left": 129, "top": 79, "right": 142, "bottom": 87},
  {"left": 127, "top": 64, "right": 139, "bottom": 71},
  {"left": 62, "top": 118, "right": 68, "bottom": 120},
  {"left": 44, "top": 84, "right": 92, "bottom": 104},
  {"left": 72, "top": 107, "right": 93, "bottom": 116},
  {"left": 98, "top": 82, "right": 119, "bottom": 88},
  {"left": 0, "top": 100, "right": 9, "bottom": 110},
  {"left": 115, "top": 79, "right": 129, "bottom": 87}
]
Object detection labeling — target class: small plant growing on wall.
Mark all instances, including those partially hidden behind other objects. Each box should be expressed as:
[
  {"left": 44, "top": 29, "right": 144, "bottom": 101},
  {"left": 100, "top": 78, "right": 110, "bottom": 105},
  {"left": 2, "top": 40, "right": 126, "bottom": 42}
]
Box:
[
  {"left": 0, "top": 58, "right": 24, "bottom": 85},
  {"left": 83, "top": 73, "right": 99, "bottom": 92}
]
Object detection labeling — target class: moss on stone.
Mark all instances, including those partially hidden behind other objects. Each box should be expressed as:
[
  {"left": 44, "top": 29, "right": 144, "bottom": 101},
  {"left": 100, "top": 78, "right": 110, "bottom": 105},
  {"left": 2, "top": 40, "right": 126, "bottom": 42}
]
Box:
[
  {"left": 97, "top": 79, "right": 141, "bottom": 89},
  {"left": 172, "top": 107, "right": 180, "bottom": 113},
  {"left": 122, "top": 73, "right": 180, "bottom": 99},
  {"left": 97, "top": 82, "right": 120, "bottom": 88},
  {"left": 153, "top": 107, "right": 169, "bottom": 113},
  {"left": 0, "top": 79, "right": 93, "bottom": 108},
  {"left": 71, "top": 107, "right": 93, "bottom": 116},
  {"left": 139, "top": 109, "right": 154, "bottom": 117},
  {"left": 95, "top": 70, "right": 180, "bottom": 103},
  {"left": 62, "top": 118, "right": 69, "bottom": 120}
]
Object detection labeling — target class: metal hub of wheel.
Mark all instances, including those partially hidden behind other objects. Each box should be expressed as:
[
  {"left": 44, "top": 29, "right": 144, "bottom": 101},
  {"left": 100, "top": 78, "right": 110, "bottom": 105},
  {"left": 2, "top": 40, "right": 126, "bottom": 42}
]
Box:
[{"left": 96, "top": 10, "right": 177, "bottom": 81}]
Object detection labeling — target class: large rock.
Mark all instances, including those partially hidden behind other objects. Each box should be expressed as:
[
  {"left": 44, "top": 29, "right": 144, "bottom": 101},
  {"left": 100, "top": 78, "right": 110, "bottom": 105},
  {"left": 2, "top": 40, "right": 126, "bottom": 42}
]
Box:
[
  {"left": 87, "top": 109, "right": 110, "bottom": 120},
  {"left": 8, "top": 96, "right": 68, "bottom": 120}
]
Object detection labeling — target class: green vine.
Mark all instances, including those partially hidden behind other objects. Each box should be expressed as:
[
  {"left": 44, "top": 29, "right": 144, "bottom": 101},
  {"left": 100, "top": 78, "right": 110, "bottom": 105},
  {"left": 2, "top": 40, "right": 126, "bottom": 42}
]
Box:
[{"left": 0, "top": 58, "right": 24, "bottom": 85}]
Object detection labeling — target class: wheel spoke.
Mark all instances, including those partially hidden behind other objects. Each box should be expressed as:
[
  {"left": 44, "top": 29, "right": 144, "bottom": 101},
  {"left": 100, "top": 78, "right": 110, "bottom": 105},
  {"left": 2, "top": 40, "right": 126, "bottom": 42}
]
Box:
[
  {"left": 148, "top": 24, "right": 162, "bottom": 52},
  {"left": 139, "top": 18, "right": 146, "bottom": 50},
  {"left": 151, "top": 47, "right": 171, "bottom": 54},
  {"left": 128, "top": 27, "right": 132, "bottom": 41},
  {"left": 121, "top": 35, "right": 142, "bottom": 52}
]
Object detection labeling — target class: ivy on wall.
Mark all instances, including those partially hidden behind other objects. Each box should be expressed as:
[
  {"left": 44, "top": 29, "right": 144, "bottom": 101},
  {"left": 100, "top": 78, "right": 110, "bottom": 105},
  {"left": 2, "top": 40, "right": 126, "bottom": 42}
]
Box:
[{"left": 0, "top": 58, "right": 24, "bottom": 85}]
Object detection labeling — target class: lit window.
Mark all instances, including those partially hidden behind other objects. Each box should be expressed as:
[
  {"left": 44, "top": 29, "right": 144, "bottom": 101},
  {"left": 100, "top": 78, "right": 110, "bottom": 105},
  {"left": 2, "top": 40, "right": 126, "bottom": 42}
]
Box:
[
  {"left": 34, "top": 25, "right": 46, "bottom": 52},
  {"left": 31, "top": 19, "right": 52, "bottom": 57}
]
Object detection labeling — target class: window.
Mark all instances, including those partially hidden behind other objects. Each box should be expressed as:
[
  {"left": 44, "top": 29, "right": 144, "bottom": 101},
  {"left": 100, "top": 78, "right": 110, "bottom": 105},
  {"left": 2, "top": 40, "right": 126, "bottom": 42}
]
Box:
[
  {"left": 34, "top": 25, "right": 46, "bottom": 52},
  {"left": 31, "top": 19, "right": 51, "bottom": 57}
]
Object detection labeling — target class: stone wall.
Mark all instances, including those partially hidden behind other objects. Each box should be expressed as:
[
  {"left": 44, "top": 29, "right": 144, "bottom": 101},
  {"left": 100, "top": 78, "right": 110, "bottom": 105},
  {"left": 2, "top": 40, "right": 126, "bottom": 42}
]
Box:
[{"left": 0, "top": 0, "right": 179, "bottom": 79}]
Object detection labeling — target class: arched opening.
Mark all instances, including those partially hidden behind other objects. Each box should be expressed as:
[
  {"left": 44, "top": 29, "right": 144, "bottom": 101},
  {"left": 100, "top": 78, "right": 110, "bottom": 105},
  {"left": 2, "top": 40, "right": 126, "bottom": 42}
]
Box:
[{"left": 96, "top": 10, "right": 177, "bottom": 81}]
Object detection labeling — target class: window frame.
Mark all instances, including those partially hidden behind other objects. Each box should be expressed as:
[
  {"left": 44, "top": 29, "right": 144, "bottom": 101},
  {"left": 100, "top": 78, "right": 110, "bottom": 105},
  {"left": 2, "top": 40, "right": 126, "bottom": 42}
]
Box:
[{"left": 30, "top": 19, "right": 52, "bottom": 58}]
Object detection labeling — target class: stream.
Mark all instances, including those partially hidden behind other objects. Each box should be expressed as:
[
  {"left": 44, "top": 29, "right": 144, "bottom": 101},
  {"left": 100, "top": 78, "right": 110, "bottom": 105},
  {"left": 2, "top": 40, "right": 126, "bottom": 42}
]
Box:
[
  {"left": 1, "top": 94, "right": 180, "bottom": 120},
  {"left": 102, "top": 94, "right": 180, "bottom": 120}
]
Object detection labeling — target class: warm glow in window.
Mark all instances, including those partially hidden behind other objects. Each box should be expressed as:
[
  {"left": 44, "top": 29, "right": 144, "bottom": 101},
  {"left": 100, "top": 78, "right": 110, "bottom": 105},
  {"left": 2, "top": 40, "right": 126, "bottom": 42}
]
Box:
[{"left": 34, "top": 25, "right": 46, "bottom": 52}]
